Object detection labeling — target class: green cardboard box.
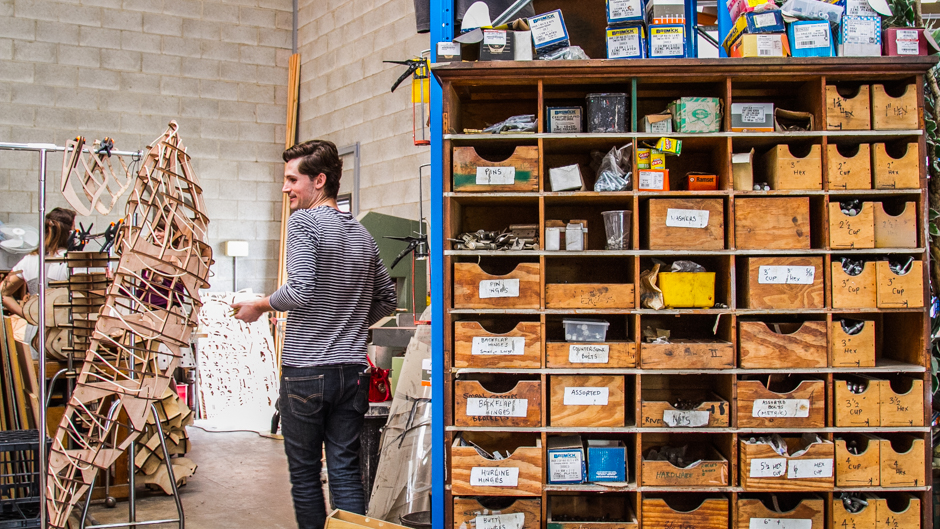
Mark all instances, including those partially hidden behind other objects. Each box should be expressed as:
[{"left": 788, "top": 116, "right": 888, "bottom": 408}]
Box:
[{"left": 668, "top": 97, "right": 722, "bottom": 133}]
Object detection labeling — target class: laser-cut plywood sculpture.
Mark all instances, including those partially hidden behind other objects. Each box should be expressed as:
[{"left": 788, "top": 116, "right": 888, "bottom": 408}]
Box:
[
  {"left": 46, "top": 122, "right": 212, "bottom": 528},
  {"left": 60, "top": 136, "right": 135, "bottom": 216}
]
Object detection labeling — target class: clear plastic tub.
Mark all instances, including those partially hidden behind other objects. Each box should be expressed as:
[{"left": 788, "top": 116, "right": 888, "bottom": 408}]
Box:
[{"left": 563, "top": 318, "right": 610, "bottom": 342}]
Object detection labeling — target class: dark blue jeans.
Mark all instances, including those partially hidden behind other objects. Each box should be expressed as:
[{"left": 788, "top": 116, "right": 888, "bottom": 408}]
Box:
[{"left": 280, "top": 364, "right": 371, "bottom": 529}]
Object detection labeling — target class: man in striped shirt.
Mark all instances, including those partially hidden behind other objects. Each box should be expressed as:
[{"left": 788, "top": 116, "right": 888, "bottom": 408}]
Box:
[{"left": 232, "top": 140, "right": 397, "bottom": 529}]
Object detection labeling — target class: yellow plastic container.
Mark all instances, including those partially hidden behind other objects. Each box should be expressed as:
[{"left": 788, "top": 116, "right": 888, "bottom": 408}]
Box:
[{"left": 658, "top": 272, "right": 716, "bottom": 308}]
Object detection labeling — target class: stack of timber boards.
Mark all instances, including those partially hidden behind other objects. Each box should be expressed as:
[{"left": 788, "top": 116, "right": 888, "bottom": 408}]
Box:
[{"left": 434, "top": 57, "right": 936, "bottom": 529}]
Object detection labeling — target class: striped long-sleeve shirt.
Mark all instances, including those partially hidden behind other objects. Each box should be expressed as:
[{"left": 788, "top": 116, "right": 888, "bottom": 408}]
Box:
[{"left": 269, "top": 206, "right": 397, "bottom": 367}]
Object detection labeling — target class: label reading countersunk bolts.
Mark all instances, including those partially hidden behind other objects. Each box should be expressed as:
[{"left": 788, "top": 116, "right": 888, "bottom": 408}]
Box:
[
  {"left": 569, "top": 344, "right": 610, "bottom": 363},
  {"left": 607, "top": 27, "right": 642, "bottom": 58},
  {"left": 794, "top": 24, "right": 830, "bottom": 49},
  {"left": 650, "top": 27, "right": 684, "bottom": 57},
  {"left": 529, "top": 11, "right": 567, "bottom": 46}
]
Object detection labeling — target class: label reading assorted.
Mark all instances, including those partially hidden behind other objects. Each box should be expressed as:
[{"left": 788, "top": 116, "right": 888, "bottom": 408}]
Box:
[
  {"left": 749, "top": 520, "right": 812, "bottom": 529},
  {"left": 663, "top": 409, "right": 710, "bottom": 427},
  {"left": 787, "top": 458, "right": 833, "bottom": 479},
  {"left": 466, "top": 398, "right": 528, "bottom": 417},
  {"left": 758, "top": 266, "right": 816, "bottom": 285},
  {"left": 476, "top": 166, "right": 515, "bottom": 185},
  {"left": 665, "top": 208, "right": 710, "bottom": 228},
  {"left": 479, "top": 279, "right": 520, "bottom": 299},
  {"left": 569, "top": 344, "right": 610, "bottom": 363},
  {"left": 794, "top": 24, "right": 830, "bottom": 49},
  {"left": 470, "top": 467, "right": 519, "bottom": 487},
  {"left": 750, "top": 457, "right": 787, "bottom": 477},
  {"left": 471, "top": 336, "right": 526, "bottom": 356},
  {"left": 752, "top": 399, "right": 811, "bottom": 418},
  {"left": 563, "top": 387, "right": 610, "bottom": 406},
  {"left": 476, "top": 513, "right": 525, "bottom": 529}
]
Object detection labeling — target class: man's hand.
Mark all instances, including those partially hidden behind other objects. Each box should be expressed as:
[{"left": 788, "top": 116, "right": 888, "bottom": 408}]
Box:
[{"left": 231, "top": 299, "right": 266, "bottom": 323}]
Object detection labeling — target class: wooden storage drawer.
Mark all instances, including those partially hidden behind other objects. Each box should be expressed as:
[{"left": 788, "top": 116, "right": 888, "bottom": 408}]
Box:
[
  {"left": 734, "top": 197, "right": 811, "bottom": 250},
  {"left": 639, "top": 340, "right": 734, "bottom": 369},
  {"left": 646, "top": 198, "right": 724, "bottom": 250},
  {"left": 453, "top": 263, "right": 540, "bottom": 309},
  {"left": 640, "top": 445, "right": 729, "bottom": 487},
  {"left": 827, "top": 144, "right": 871, "bottom": 190},
  {"left": 741, "top": 257, "right": 825, "bottom": 309},
  {"left": 450, "top": 434, "right": 542, "bottom": 496},
  {"left": 835, "top": 435, "right": 880, "bottom": 487},
  {"left": 880, "top": 377, "right": 924, "bottom": 427},
  {"left": 454, "top": 321, "right": 541, "bottom": 369},
  {"left": 639, "top": 390, "right": 730, "bottom": 428},
  {"left": 827, "top": 84, "right": 871, "bottom": 131},
  {"left": 454, "top": 380, "right": 541, "bottom": 427},
  {"left": 832, "top": 495, "right": 876, "bottom": 529},
  {"left": 830, "top": 319, "right": 876, "bottom": 368},
  {"left": 875, "top": 260, "right": 924, "bottom": 308},
  {"left": 740, "top": 437, "right": 834, "bottom": 491},
  {"left": 764, "top": 144, "right": 822, "bottom": 190},
  {"left": 831, "top": 260, "right": 877, "bottom": 309},
  {"left": 452, "top": 146, "right": 539, "bottom": 192},
  {"left": 874, "top": 201, "right": 917, "bottom": 248},
  {"left": 453, "top": 497, "right": 541, "bottom": 529},
  {"left": 735, "top": 497, "right": 825, "bottom": 529},
  {"left": 549, "top": 375, "right": 625, "bottom": 427},
  {"left": 828, "top": 201, "right": 874, "bottom": 249},
  {"left": 872, "top": 142, "right": 920, "bottom": 189},
  {"left": 547, "top": 496, "right": 637, "bottom": 529},
  {"left": 545, "top": 283, "right": 634, "bottom": 309},
  {"left": 877, "top": 435, "right": 926, "bottom": 487},
  {"left": 546, "top": 341, "right": 636, "bottom": 369},
  {"left": 871, "top": 84, "right": 918, "bottom": 130},
  {"left": 640, "top": 496, "right": 728, "bottom": 529},
  {"left": 736, "top": 379, "right": 826, "bottom": 428},
  {"left": 835, "top": 377, "right": 880, "bottom": 427},
  {"left": 875, "top": 495, "right": 921, "bottom": 529},
  {"left": 738, "top": 321, "right": 827, "bottom": 369}
]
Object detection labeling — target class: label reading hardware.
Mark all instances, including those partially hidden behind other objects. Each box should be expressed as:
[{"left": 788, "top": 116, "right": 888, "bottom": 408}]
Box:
[
  {"left": 471, "top": 336, "right": 525, "bottom": 356},
  {"left": 476, "top": 166, "right": 515, "bottom": 185}
]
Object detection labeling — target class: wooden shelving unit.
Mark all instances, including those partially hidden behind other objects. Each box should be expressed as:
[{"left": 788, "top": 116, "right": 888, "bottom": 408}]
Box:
[{"left": 433, "top": 57, "right": 936, "bottom": 529}]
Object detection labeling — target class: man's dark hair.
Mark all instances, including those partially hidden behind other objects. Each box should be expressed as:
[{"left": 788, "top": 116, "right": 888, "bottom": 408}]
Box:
[{"left": 282, "top": 140, "right": 343, "bottom": 200}]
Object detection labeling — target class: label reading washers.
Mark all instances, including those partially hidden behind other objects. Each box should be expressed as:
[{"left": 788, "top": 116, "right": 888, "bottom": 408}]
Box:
[
  {"left": 787, "top": 458, "right": 833, "bottom": 479},
  {"left": 752, "top": 399, "right": 811, "bottom": 418},
  {"left": 479, "top": 279, "right": 520, "bottom": 298},
  {"left": 750, "top": 457, "right": 787, "bottom": 477},
  {"left": 749, "top": 520, "right": 812, "bottom": 529},
  {"left": 569, "top": 344, "right": 610, "bottom": 363},
  {"left": 476, "top": 166, "right": 515, "bottom": 185},
  {"left": 472, "top": 336, "right": 526, "bottom": 356},
  {"left": 663, "top": 410, "right": 710, "bottom": 427},
  {"left": 758, "top": 266, "right": 816, "bottom": 285},
  {"left": 563, "top": 387, "right": 609, "bottom": 405},
  {"left": 665, "top": 208, "right": 709, "bottom": 228},
  {"left": 476, "top": 513, "right": 525, "bottom": 529},
  {"left": 466, "top": 398, "right": 528, "bottom": 417},
  {"left": 470, "top": 467, "right": 520, "bottom": 487}
]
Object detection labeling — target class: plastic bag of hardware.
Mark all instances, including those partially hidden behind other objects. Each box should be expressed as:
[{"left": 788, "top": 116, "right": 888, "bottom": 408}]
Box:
[
  {"left": 482, "top": 114, "right": 537, "bottom": 134},
  {"left": 539, "top": 45, "right": 590, "bottom": 61},
  {"left": 670, "top": 260, "right": 706, "bottom": 273},
  {"left": 594, "top": 146, "right": 630, "bottom": 191}
]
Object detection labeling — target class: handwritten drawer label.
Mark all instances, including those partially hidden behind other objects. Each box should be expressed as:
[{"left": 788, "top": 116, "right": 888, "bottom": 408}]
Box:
[
  {"left": 472, "top": 336, "right": 525, "bottom": 356},
  {"left": 563, "top": 387, "right": 609, "bottom": 405},
  {"left": 663, "top": 409, "right": 710, "bottom": 427},
  {"left": 758, "top": 266, "right": 816, "bottom": 285},
  {"left": 479, "top": 279, "right": 520, "bottom": 298},
  {"left": 665, "top": 208, "right": 710, "bottom": 228},
  {"left": 750, "top": 457, "right": 787, "bottom": 477},
  {"left": 470, "top": 467, "right": 519, "bottom": 487},
  {"left": 476, "top": 513, "right": 525, "bottom": 529},
  {"left": 476, "top": 166, "right": 515, "bottom": 185},
  {"left": 569, "top": 344, "right": 610, "bottom": 363},
  {"left": 752, "top": 399, "right": 811, "bottom": 418},
  {"left": 749, "top": 519, "right": 812, "bottom": 529},
  {"left": 787, "top": 458, "right": 833, "bottom": 479},
  {"left": 466, "top": 398, "right": 528, "bottom": 417}
]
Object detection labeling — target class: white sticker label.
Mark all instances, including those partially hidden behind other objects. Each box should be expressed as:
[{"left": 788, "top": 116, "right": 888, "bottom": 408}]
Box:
[
  {"left": 650, "top": 29, "right": 684, "bottom": 57},
  {"left": 479, "top": 279, "right": 520, "bottom": 298},
  {"left": 476, "top": 513, "right": 525, "bottom": 529},
  {"left": 529, "top": 12, "right": 566, "bottom": 46},
  {"left": 483, "top": 30, "right": 507, "bottom": 46},
  {"left": 740, "top": 105, "right": 767, "bottom": 123},
  {"left": 794, "top": 24, "right": 830, "bottom": 49},
  {"left": 563, "top": 387, "right": 609, "bottom": 405},
  {"left": 638, "top": 170, "right": 666, "bottom": 189},
  {"left": 476, "top": 166, "right": 515, "bottom": 185},
  {"left": 845, "top": 18, "right": 877, "bottom": 44},
  {"left": 466, "top": 398, "right": 528, "bottom": 417},
  {"left": 665, "top": 208, "right": 709, "bottom": 229},
  {"left": 752, "top": 399, "right": 811, "bottom": 418},
  {"left": 609, "top": 0, "right": 643, "bottom": 18},
  {"left": 471, "top": 336, "right": 525, "bottom": 356},
  {"left": 569, "top": 344, "right": 610, "bottom": 363},
  {"left": 846, "top": 0, "right": 878, "bottom": 17},
  {"left": 756, "top": 34, "right": 783, "bottom": 56},
  {"left": 608, "top": 30, "right": 641, "bottom": 58},
  {"left": 438, "top": 41, "right": 461, "bottom": 56},
  {"left": 749, "top": 519, "right": 813, "bottom": 529},
  {"left": 758, "top": 266, "right": 816, "bottom": 285},
  {"left": 663, "top": 409, "right": 710, "bottom": 427},
  {"left": 750, "top": 457, "right": 787, "bottom": 477},
  {"left": 470, "top": 467, "right": 519, "bottom": 487},
  {"left": 549, "top": 451, "right": 584, "bottom": 481},
  {"left": 753, "top": 12, "right": 778, "bottom": 27},
  {"left": 787, "top": 458, "right": 833, "bottom": 479},
  {"left": 548, "top": 109, "right": 582, "bottom": 133},
  {"left": 897, "top": 31, "right": 920, "bottom": 54}
]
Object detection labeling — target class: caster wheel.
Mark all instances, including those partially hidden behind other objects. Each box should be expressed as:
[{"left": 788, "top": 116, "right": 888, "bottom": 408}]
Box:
[{"left": 105, "top": 496, "right": 117, "bottom": 508}]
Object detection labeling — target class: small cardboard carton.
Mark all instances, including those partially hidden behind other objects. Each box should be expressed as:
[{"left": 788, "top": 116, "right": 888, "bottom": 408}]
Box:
[
  {"left": 646, "top": 0, "right": 685, "bottom": 24},
  {"left": 727, "top": 0, "right": 776, "bottom": 22},
  {"left": 547, "top": 435, "right": 586, "bottom": 484},
  {"left": 607, "top": 25, "right": 647, "bottom": 59},
  {"left": 549, "top": 164, "right": 584, "bottom": 191},
  {"left": 643, "top": 112, "right": 673, "bottom": 133},
  {"left": 436, "top": 41, "right": 461, "bottom": 63},
  {"left": 587, "top": 440, "right": 628, "bottom": 482},
  {"left": 669, "top": 97, "right": 722, "bottom": 133},
  {"left": 729, "top": 32, "right": 791, "bottom": 57},
  {"left": 528, "top": 10, "right": 570, "bottom": 57},
  {"left": 731, "top": 102, "right": 774, "bottom": 132},
  {"left": 745, "top": 9, "right": 785, "bottom": 33},
  {"left": 686, "top": 173, "right": 719, "bottom": 190},
  {"left": 788, "top": 20, "right": 835, "bottom": 57},
  {"left": 732, "top": 149, "right": 755, "bottom": 190},
  {"left": 479, "top": 29, "right": 514, "bottom": 61},
  {"left": 883, "top": 27, "right": 928, "bottom": 56},
  {"left": 838, "top": 15, "right": 882, "bottom": 57},
  {"left": 638, "top": 169, "right": 670, "bottom": 191},
  {"left": 648, "top": 23, "right": 687, "bottom": 57},
  {"left": 546, "top": 106, "right": 583, "bottom": 133},
  {"left": 607, "top": 0, "right": 646, "bottom": 24}
]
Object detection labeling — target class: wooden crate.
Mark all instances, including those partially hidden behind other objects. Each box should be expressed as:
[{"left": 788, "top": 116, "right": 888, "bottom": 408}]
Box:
[
  {"left": 875, "top": 496, "right": 921, "bottom": 529},
  {"left": 875, "top": 260, "right": 924, "bottom": 308},
  {"left": 831, "top": 261, "right": 877, "bottom": 309},
  {"left": 871, "top": 84, "right": 918, "bottom": 130},
  {"left": 738, "top": 321, "right": 827, "bottom": 369},
  {"left": 734, "top": 197, "right": 811, "bottom": 250},
  {"left": 830, "top": 319, "right": 876, "bottom": 368},
  {"left": 741, "top": 256, "right": 825, "bottom": 309},
  {"left": 835, "top": 377, "right": 881, "bottom": 427},
  {"left": 452, "top": 497, "right": 541, "bottom": 529},
  {"left": 763, "top": 144, "right": 823, "bottom": 190},
  {"left": 874, "top": 201, "right": 917, "bottom": 248},
  {"left": 835, "top": 436, "right": 881, "bottom": 487},
  {"left": 547, "top": 496, "right": 637, "bottom": 529},
  {"left": 452, "top": 146, "right": 539, "bottom": 192},
  {"left": 640, "top": 497, "right": 728, "bottom": 529},
  {"left": 453, "top": 262, "right": 540, "bottom": 309},
  {"left": 872, "top": 142, "right": 920, "bottom": 189},
  {"left": 877, "top": 435, "right": 926, "bottom": 487},
  {"left": 646, "top": 198, "right": 724, "bottom": 250},
  {"left": 880, "top": 377, "right": 924, "bottom": 427},
  {"left": 640, "top": 446, "right": 729, "bottom": 487},
  {"left": 450, "top": 434, "right": 542, "bottom": 496},
  {"left": 827, "top": 84, "right": 871, "bottom": 130},
  {"left": 549, "top": 375, "right": 625, "bottom": 427},
  {"left": 828, "top": 201, "right": 874, "bottom": 249},
  {"left": 545, "top": 283, "right": 635, "bottom": 309},
  {"left": 832, "top": 496, "right": 876, "bottom": 529},
  {"left": 546, "top": 341, "right": 636, "bottom": 368},
  {"left": 639, "top": 340, "right": 734, "bottom": 369},
  {"left": 454, "top": 321, "right": 541, "bottom": 369},
  {"left": 739, "top": 437, "right": 834, "bottom": 492},
  {"left": 736, "top": 379, "right": 826, "bottom": 428},
  {"left": 639, "top": 390, "right": 730, "bottom": 428},
  {"left": 735, "top": 497, "right": 825, "bottom": 529},
  {"left": 827, "top": 143, "right": 871, "bottom": 190},
  {"left": 454, "top": 380, "right": 541, "bottom": 427}
]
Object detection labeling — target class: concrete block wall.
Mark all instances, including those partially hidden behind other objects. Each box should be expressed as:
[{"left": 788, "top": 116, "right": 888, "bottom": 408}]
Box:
[{"left": 0, "top": 0, "right": 292, "bottom": 295}]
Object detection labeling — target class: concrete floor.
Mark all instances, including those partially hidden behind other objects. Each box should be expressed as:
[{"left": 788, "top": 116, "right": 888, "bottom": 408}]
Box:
[{"left": 88, "top": 428, "right": 297, "bottom": 528}]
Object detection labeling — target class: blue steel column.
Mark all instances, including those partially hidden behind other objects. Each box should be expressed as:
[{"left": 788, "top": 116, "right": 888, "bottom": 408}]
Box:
[
  {"left": 717, "top": 0, "right": 731, "bottom": 57},
  {"left": 429, "top": 1, "right": 452, "bottom": 528}
]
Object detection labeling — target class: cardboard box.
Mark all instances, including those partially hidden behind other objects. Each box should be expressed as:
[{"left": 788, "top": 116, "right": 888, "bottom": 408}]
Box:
[
  {"left": 745, "top": 9, "right": 785, "bottom": 33},
  {"left": 839, "top": 15, "right": 882, "bottom": 56},
  {"left": 480, "top": 30, "right": 514, "bottom": 61},
  {"left": 722, "top": 14, "right": 749, "bottom": 53},
  {"left": 782, "top": 0, "right": 844, "bottom": 23},
  {"left": 669, "top": 97, "right": 721, "bottom": 133},
  {"left": 636, "top": 148, "right": 652, "bottom": 169},
  {"left": 436, "top": 41, "right": 461, "bottom": 63},
  {"left": 638, "top": 169, "right": 670, "bottom": 191},
  {"left": 607, "top": 25, "right": 646, "bottom": 59},
  {"left": 549, "top": 164, "right": 583, "bottom": 191},
  {"left": 514, "top": 30, "right": 534, "bottom": 60},
  {"left": 648, "top": 24, "right": 687, "bottom": 58},
  {"left": 686, "top": 173, "right": 718, "bottom": 190},
  {"left": 788, "top": 20, "right": 835, "bottom": 57},
  {"left": 528, "top": 10, "right": 570, "bottom": 57},
  {"left": 607, "top": 0, "right": 646, "bottom": 24},
  {"left": 643, "top": 113, "right": 672, "bottom": 133},
  {"left": 547, "top": 435, "right": 586, "bottom": 484},
  {"left": 884, "top": 27, "right": 928, "bottom": 56},
  {"left": 587, "top": 440, "right": 628, "bottom": 482},
  {"left": 646, "top": 0, "right": 685, "bottom": 24},
  {"left": 730, "top": 32, "right": 791, "bottom": 57},
  {"left": 731, "top": 102, "right": 774, "bottom": 132},
  {"left": 650, "top": 151, "right": 666, "bottom": 170},
  {"left": 732, "top": 149, "right": 754, "bottom": 190},
  {"left": 546, "top": 106, "right": 583, "bottom": 133}
]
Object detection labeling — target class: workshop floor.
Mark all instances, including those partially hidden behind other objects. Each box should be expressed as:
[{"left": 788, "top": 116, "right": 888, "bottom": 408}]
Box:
[{"left": 87, "top": 427, "right": 297, "bottom": 528}]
